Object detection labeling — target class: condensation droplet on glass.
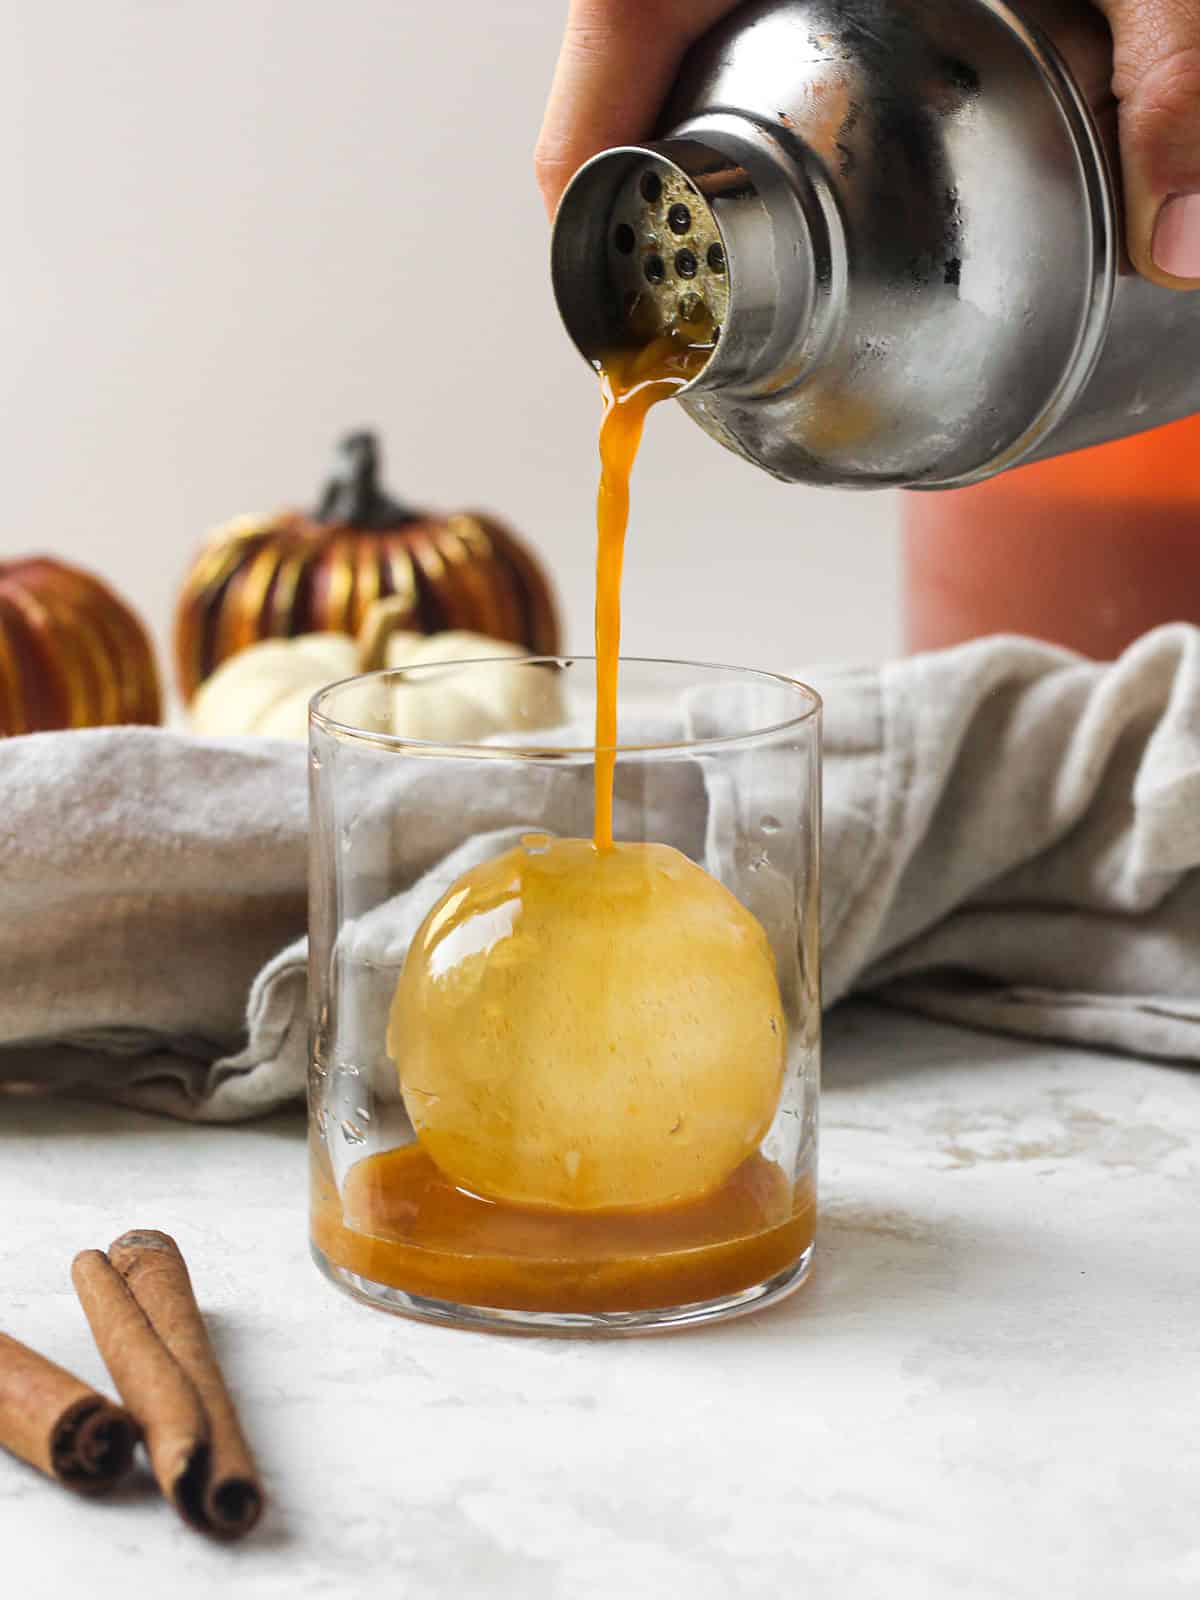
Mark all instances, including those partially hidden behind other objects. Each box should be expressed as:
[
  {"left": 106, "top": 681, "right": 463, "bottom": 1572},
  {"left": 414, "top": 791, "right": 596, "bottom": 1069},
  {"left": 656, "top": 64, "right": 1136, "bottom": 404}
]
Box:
[
  {"left": 760, "top": 814, "right": 782, "bottom": 834},
  {"left": 521, "top": 832, "right": 552, "bottom": 856}
]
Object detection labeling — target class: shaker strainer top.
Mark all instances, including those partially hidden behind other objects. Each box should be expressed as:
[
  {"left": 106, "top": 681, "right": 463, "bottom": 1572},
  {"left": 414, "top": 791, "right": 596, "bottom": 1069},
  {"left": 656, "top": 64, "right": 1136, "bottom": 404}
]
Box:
[{"left": 605, "top": 155, "right": 731, "bottom": 343}]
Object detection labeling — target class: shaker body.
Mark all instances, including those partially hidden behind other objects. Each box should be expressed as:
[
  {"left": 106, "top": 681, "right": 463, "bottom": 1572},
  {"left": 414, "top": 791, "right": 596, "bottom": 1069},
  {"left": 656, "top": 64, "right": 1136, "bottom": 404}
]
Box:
[{"left": 551, "top": 0, "right": 1200, "bottom": 488}]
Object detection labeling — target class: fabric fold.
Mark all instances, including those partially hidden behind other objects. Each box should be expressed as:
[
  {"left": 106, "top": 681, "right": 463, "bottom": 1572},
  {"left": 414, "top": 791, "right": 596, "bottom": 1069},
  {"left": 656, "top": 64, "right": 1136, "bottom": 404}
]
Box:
[{"left": 1, "top": 625, "right": 1197, "bottom": 1121}]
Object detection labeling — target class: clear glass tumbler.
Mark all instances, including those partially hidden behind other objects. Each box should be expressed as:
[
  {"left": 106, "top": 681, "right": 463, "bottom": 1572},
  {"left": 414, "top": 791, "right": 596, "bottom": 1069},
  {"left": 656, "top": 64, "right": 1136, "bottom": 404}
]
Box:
[{"left": 308, "top": 657, "right": 821, "bottom": 1334}]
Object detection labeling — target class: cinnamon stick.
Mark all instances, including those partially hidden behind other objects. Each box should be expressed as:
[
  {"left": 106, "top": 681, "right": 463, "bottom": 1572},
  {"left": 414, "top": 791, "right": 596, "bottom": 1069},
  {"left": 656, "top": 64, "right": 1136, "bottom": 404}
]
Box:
[
  {"left": 73, "top": 1231, "right": 263, "bottom": 1538},
  {"left": 0, "top": 1329, "right": 138, "bottom": 1495},
  {"left": 71, "top": 1250, "right": 210, "bottom": 1527}
]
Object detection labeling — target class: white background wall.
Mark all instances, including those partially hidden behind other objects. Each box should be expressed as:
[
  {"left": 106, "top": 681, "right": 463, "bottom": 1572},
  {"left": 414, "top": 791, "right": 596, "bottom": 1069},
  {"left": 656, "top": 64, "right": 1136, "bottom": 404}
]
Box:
[{"left": 1, "top": 0, "right": 900, "bottom": 693}]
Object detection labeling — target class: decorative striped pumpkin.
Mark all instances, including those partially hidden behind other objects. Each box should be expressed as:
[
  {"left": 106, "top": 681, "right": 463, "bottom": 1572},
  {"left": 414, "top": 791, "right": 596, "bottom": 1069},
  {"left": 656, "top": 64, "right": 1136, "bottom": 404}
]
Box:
[
  {"left": 173, "top": 432, "right": 560, "bottom": 701},
  {"left": 0, "top": 557, "right": 161, "bottom": 736}
]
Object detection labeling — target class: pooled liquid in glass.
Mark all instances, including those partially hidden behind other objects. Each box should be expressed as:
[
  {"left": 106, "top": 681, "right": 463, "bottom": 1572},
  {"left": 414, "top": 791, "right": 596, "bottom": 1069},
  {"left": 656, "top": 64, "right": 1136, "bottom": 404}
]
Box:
[{"left": 313, "top": 308, "right": 815, "bottom": 1314}]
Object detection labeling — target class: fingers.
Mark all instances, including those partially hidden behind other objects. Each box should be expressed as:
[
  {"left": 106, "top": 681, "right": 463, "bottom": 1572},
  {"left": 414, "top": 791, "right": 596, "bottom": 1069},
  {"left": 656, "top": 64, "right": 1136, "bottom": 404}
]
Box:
[
  {"left": 534, "top": 0, "right": 738, "bottom": 219},
  {"left": 1092, "top": 0, "right": 1200, "bottom": 286}
]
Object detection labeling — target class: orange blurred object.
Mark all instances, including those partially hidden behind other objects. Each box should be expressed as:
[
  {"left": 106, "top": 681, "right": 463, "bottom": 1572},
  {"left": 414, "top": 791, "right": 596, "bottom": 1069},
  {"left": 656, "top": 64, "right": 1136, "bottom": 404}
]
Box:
[
  {"left": 902, "top": 412, "right": 1200, "bottom": 659},
  {"left": 0, "top": 557, "right": 161, "bottom": 736}
]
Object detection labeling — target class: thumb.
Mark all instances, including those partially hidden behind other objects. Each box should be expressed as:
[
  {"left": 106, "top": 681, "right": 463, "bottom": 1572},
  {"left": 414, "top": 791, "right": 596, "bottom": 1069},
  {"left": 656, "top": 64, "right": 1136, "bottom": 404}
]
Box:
[{"left": 1093, "top": 0, "right": 1200, "bottom": 287}]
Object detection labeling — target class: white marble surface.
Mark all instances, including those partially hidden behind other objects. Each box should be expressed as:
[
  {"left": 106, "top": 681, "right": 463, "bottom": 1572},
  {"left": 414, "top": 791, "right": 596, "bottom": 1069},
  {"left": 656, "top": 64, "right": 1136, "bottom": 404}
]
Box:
[{"left": 2, "top": 1002, "right": 1196, "bottom": 1599}]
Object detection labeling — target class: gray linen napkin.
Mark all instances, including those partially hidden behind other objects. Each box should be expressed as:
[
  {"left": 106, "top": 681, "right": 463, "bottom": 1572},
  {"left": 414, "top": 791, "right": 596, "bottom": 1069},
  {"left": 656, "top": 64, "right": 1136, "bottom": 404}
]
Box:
[{"left": 1, "top": 625, "right": 1197, "bottom": 1120}]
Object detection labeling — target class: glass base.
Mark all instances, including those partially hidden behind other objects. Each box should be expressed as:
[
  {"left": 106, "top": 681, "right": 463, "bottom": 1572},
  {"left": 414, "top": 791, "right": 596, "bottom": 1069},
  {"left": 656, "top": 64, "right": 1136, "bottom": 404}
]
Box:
[{"left": 310, "top": 1238, "right": 813, "bottom": 1337}]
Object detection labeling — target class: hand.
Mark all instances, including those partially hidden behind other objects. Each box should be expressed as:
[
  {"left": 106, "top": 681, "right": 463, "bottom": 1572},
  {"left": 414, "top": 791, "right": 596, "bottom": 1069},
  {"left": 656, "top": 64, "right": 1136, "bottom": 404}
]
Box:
[
  {"left": 1094, "top": 0, "right": 1200, "bottom": 285},
  {"left": 534, "top": 0, "right": 739, "bottom": 217},
  {"left": 536, "top": 0, "right": 1200, "bottom": 289}
]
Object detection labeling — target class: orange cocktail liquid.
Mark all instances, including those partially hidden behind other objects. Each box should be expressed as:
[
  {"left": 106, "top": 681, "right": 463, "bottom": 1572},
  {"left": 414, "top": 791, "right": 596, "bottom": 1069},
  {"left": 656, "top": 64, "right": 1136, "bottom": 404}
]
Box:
[
  {"left": 591, "top": 331, "right": 710, "bottom": 847},
  {"left": 312, "top": 325, "right": 815, "bottom": 1315}
]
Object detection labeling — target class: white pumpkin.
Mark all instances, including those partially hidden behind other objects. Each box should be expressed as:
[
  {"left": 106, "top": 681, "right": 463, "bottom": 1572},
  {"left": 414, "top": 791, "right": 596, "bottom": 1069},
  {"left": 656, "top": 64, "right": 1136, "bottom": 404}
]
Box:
[
  {"left": 189, "top": 623, "right": 560, "bottom": 743},
  {"left": 190, "top": 634, "right": 358, "bottom": 739},
  {"left": 380, "top": 629, "right": 565, "bottom": 738}
]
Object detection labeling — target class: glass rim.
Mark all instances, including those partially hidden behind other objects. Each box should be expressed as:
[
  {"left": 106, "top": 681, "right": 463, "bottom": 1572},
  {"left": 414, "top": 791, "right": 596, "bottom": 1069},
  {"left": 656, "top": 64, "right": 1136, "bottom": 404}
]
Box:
[{"left": 309, "top": 654, "right": 822, "bottom": 759}]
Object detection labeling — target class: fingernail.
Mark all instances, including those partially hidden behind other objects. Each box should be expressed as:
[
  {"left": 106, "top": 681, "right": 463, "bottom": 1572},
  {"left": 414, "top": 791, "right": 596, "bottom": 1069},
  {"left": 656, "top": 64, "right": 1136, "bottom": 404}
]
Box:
[{"left": 1152, "top": 193, "right": 1200, "bottom": 279}]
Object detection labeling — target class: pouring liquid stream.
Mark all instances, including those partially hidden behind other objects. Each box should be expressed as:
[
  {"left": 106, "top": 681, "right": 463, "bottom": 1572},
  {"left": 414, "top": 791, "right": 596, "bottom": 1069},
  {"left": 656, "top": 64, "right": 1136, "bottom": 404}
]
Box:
[{"left": 592, "top": 317, "right": 715, "bottom": 846}]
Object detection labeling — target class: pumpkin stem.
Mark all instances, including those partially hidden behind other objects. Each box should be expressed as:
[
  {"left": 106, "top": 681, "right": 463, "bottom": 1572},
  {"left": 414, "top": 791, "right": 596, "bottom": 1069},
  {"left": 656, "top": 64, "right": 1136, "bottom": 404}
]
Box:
[
  {"left": 356, "top": 595, "right": 416, "bottom": 671},
  {"left": 314, "top": 431, "right": 416, "bottom": 529}
]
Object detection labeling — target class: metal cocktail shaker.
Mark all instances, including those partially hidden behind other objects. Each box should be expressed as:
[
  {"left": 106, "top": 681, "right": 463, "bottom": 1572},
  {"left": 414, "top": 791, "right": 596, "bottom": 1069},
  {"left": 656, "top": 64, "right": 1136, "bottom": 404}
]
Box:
[{"left": 550, "top": 0, "right": 1200, "bottom": 488}]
